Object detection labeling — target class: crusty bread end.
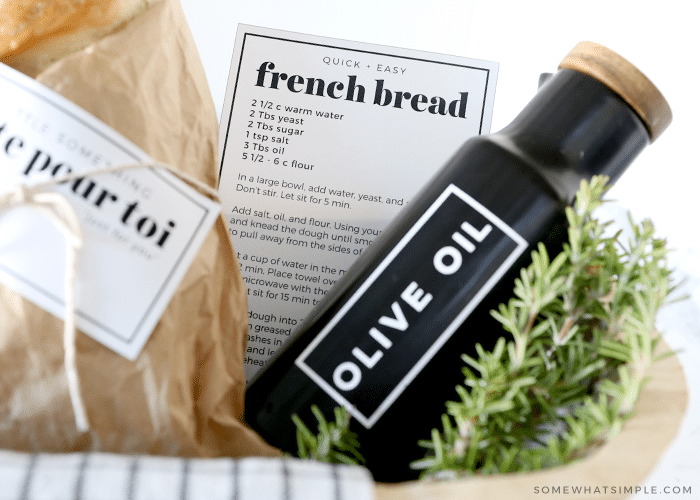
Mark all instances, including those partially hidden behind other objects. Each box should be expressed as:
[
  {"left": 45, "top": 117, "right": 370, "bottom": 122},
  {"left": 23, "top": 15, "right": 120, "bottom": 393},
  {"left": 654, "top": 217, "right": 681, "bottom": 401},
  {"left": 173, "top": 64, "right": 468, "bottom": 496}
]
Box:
[{"left": 1, "top": 0, "right": 154, "bottom": 77}]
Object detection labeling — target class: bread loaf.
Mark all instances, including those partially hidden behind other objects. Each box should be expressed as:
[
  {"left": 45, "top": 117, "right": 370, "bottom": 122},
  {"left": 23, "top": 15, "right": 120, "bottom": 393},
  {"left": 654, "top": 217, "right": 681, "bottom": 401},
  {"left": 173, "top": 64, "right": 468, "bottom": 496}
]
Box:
[
  {"left": 0, "top": 0, "right": 278, "bottom": 459},
  {"left": 1, "top": 0, "right": 153, "bottom": 77}
]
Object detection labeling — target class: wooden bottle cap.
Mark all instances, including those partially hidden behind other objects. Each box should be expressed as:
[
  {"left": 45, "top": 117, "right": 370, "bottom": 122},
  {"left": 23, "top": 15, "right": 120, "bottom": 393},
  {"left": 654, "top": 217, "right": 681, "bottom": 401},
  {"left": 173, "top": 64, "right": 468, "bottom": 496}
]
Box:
[{"left": 559, "top": 41, "right": 672, "bottom": 142}]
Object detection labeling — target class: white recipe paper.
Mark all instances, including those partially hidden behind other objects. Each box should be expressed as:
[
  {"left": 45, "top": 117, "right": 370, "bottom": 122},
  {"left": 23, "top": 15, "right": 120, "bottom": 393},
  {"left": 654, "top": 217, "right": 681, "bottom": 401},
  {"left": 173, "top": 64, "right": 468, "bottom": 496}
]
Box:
[
  {"left": 218, "top": 25, "right": 498, "bottom": 379},
  {"left": 0, "top": 63, "right": 220, "bottom": 360}
]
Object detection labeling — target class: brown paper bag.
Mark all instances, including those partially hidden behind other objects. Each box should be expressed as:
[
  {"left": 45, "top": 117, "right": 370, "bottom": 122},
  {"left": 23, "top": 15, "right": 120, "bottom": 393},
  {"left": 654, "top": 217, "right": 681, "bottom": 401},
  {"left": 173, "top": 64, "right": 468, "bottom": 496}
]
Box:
[{"left": 0, "top": 0, "right": 278, "bottom": 459}]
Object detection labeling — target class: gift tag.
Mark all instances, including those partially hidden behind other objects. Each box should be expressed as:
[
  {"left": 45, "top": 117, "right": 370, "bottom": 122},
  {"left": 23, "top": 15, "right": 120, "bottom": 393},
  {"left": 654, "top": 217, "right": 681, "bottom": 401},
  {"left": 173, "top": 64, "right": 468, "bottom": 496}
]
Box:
[{"left": 0, "top": 63, "right": 221, "bottom": 360}]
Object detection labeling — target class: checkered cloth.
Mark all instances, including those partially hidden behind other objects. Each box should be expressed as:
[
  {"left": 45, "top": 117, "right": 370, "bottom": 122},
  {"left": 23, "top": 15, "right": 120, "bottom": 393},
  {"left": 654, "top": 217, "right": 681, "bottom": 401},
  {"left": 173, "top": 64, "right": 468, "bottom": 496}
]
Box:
[{"left": 0, "top": 451, "right": 376, "bottom": 500}]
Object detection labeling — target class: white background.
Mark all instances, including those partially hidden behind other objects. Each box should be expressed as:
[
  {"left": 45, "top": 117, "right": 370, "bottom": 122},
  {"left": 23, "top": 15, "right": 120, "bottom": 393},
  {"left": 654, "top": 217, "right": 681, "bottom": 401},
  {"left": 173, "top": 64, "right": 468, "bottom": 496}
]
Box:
[{"left": 180, "top": 0, "right": 699, "bottom": 494}]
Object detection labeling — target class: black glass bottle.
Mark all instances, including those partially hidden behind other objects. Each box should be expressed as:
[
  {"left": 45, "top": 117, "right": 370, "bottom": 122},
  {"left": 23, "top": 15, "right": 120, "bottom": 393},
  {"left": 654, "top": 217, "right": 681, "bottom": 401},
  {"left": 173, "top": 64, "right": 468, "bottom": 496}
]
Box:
[{"left": 244, "top": 42, "right": 672, "bottom": 482}]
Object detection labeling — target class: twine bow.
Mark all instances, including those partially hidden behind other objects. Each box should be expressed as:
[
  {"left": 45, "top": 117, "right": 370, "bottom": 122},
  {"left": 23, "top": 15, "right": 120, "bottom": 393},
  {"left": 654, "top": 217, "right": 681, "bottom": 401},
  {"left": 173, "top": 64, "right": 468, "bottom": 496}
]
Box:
[
  {"left": 0, "top": 183, "right": 88, "bottom": 432},
  {"left": 0, "top": 163, "right": 220, "bottom": 434}
]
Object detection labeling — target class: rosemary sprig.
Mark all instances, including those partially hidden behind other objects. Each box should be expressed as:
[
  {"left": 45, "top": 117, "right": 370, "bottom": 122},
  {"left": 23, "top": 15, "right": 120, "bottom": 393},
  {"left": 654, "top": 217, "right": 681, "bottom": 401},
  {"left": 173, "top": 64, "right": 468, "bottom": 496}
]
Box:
[
  {"left": 291, "top": 404, "right": 365, "bottom": 465},
  {"left": 412, "top": 175, "right": 676, "bottom": 478}
]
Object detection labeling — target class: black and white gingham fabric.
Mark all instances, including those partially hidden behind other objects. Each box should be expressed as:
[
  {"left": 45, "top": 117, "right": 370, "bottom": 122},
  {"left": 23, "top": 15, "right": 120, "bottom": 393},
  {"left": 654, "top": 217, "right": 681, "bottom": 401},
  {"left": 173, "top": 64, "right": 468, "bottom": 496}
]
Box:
[{"left": 0, "top": 451, "right": 375, "bottom": 500}]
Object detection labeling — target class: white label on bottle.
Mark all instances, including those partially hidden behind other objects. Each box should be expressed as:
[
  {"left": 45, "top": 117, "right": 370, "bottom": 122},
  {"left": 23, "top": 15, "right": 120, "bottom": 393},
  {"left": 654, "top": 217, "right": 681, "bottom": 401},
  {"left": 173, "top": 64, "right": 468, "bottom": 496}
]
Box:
[
  {"left": 295, "top": 184, "right": 528, "bottom": 428},
  {"left": 217, "top": 25, "right": 499, "bottom": 380},
  {"left": 0, "top": 63, "right": 220, "bottom": 360}
]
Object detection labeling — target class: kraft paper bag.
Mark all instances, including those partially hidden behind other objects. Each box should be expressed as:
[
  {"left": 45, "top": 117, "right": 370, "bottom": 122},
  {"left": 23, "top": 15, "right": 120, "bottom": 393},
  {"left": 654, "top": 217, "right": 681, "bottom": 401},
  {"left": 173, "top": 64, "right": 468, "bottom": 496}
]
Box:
[{"left": 0, "top": 0, "right": 278, "bottom": 459}]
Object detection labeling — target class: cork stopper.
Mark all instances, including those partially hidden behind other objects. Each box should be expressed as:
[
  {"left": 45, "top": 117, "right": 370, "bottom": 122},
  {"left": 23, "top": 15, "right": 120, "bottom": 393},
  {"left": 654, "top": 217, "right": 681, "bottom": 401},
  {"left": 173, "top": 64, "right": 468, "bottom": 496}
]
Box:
[{"left": 559, "top": 41, "right": 672, "bottom": 142}]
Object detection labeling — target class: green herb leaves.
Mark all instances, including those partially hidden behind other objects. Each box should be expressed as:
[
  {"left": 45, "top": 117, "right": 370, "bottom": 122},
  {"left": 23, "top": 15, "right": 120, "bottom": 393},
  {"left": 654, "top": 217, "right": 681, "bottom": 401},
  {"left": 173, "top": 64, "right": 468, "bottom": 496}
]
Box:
[
  {"left": 412, "top": 176, "right": 676, "bottom": 478},
  {"left": 292, "top": 405, "right": 365, "bottom": 465}
]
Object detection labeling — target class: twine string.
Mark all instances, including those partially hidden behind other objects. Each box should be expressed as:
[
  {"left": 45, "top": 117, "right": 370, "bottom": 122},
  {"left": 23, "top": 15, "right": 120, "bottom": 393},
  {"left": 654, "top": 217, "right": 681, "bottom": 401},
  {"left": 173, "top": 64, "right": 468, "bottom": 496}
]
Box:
[{"left": 0, "top": 163, "right": 219, "bottom": 433}]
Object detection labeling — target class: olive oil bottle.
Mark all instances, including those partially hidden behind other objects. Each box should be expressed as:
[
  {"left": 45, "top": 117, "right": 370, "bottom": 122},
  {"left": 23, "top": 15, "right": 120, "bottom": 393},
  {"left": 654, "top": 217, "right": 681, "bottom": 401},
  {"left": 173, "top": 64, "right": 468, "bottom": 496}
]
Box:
[{"left": 244, "top": 42, "right": 672, "bottom": 482}]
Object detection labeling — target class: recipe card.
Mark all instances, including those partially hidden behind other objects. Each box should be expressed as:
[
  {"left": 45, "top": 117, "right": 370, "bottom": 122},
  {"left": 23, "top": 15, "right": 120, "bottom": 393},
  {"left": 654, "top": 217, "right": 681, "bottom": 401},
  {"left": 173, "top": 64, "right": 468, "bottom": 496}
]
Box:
[
  {"left": 0, "top": 63, "right": 220, "bottom": 360},
  {"left": 217, "top": 25, "right": 498, "bottom": 379}
]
